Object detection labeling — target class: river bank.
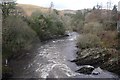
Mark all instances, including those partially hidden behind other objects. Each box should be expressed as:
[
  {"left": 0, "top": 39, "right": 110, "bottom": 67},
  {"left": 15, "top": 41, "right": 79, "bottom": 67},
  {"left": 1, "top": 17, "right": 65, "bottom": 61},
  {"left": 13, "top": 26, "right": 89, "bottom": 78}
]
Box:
[
  {"left": 71, "top": 46, "right": 120, "bottom": 77},
  {"left": 2, "top": 33, "right": 69, "bottom": 79}
]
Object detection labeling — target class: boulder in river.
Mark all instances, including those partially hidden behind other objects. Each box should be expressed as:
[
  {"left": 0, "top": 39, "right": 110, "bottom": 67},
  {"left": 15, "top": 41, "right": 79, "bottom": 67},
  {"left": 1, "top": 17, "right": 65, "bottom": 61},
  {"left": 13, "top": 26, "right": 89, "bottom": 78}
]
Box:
[
  {"left": 76, "top": 65, "right": 94, "bottom": 75},
  {"left": 92, "top": 67, "right": 102, "bottom": 75}
]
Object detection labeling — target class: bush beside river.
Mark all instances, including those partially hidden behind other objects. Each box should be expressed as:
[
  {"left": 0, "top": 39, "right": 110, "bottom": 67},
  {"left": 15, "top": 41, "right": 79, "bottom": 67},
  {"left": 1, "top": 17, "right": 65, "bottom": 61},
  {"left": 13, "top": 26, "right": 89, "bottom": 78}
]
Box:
[
  {"left": 2, "top": 2, "right": 67, "bottom": 78},
  {"left": 71, "top": 8, "right": 120, "bottom": 76}
]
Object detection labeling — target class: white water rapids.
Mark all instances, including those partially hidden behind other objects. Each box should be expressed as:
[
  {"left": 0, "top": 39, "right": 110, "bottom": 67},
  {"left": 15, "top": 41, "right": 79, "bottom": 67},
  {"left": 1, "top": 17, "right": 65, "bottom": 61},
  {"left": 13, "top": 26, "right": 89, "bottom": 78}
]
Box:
[{"left": 11, "top": 32, "right": 119, "bottom": 79}]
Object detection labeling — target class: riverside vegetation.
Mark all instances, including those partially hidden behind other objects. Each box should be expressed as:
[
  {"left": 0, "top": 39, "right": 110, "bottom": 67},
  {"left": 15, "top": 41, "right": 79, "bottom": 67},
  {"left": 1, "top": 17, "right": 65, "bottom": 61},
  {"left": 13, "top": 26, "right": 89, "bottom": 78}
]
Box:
[
  {"left": 1, "top": 1, "right": 67, "bottom": 77},
  {"left": 1, "top": 0, "right": 120, "bottom": 78},
  {"left": 71, "top": 5, "right": 120, "bottom": 76}
]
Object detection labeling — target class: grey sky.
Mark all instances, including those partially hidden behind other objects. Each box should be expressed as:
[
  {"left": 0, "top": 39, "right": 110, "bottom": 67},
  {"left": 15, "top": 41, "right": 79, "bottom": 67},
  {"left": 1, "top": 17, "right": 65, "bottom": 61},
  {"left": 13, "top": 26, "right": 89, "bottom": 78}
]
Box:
[{"left": 17, "top": 0, "right": 119, "bottom": 10}]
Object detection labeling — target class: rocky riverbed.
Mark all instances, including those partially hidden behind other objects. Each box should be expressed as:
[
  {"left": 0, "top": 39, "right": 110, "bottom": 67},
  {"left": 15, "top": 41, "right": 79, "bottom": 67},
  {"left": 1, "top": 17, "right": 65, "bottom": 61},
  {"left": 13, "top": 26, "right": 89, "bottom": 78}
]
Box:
[{"left": 71, "top": 47, "right": 120, "bottom": 76}]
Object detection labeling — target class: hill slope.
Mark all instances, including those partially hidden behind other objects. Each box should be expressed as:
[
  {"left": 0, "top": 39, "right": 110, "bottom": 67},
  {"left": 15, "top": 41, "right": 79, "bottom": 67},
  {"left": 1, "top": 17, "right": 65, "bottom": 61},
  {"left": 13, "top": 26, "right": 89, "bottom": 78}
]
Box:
[
  {"left": 17, "top": 4, "right": 49, "bottom": 16},
  {"left": 17, "top": 4, "right": 77, "bottom": 16}
]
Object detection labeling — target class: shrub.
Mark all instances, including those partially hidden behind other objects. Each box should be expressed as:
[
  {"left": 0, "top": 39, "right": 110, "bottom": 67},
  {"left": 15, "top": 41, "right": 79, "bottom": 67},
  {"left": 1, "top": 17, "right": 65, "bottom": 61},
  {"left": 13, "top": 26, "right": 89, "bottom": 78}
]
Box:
[
  {"left": 29, "top": 11, "right": 65, "bottom": 41},
  {"left": 103, "top": 21, "right": 117, "bottom": 31},
  {"left": 72, "top": 20, "right": 84, "bottom": 32},
  {"left": 99, "top": 31, "right": 117, "bottom": 48},
  {"left": 71, "top": 10, "right": 85, "bottom": 32},
  {"left": 2, "top": 16, "right": 37, "bottom": 59},
  {"left": 82, "top": 22, "right": 118, "bottom": 49},
  {"left": 62, "top": 15, "right": 73, "bottom": 31},
  {"left": 83, "top": 22, "right": 104, "bottom": 35},
  {"left": 77, "top": 34, "right": 101, "bottom": 49}
]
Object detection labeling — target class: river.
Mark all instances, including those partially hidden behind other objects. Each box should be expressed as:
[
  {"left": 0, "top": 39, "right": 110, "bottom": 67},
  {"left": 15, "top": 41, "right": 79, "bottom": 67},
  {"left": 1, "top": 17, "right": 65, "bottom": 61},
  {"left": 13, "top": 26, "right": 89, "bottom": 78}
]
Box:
[{"left": 10, "top": 32, "right": 119, "bottom": 79}]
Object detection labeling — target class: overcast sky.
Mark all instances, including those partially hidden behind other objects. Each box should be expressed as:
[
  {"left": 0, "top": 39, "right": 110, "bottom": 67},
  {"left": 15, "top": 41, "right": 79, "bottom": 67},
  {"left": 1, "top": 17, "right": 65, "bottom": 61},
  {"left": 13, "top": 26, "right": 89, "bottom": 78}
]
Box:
[{"left": 17, "top": 0, "right": 120, "bottom": 10}]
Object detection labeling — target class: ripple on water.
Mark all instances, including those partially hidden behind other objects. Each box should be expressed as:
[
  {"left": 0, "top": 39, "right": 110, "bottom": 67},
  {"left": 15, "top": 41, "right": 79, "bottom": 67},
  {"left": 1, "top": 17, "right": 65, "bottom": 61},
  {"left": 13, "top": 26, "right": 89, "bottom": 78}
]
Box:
[
  {"left": 20, "top": 32, "right": 119, "bottom": 78},
  {"left": 40, "top": 63, "right": 80, "bottom": 78}
]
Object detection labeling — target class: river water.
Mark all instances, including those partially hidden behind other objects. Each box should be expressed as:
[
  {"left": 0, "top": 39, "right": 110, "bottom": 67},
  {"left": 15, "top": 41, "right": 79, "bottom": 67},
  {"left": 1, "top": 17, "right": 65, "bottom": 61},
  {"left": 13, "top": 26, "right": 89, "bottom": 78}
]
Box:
[{"left": 11, "top": 32, "right": 119, "bottom": 79}]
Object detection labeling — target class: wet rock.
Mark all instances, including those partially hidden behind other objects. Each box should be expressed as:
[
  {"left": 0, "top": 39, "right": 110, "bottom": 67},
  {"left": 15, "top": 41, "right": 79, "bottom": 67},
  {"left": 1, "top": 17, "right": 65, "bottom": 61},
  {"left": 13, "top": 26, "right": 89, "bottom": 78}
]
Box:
[
  {"left": 101, "top": 56, "right": 120, "bottom": 76},
  {"left": 70, "top": 59, "right": 79, "bottom": 62},
  {"left": 76, "top": 66, "right": 94, "bottom": 75},
  {"left": 92, "top": 67, "right": 102, "bottom": 75},
  {"left": 92, "top": 72, "right": 100, "bottom": 75},
  {"left": 64, "top": 34, "right": 69, "bottom": 36},
  {"left": 74, "top": 48, "right": 120, "bottom": 76},
  {"left": 74, "top": 48, "right": 111, "bottom": 67}
]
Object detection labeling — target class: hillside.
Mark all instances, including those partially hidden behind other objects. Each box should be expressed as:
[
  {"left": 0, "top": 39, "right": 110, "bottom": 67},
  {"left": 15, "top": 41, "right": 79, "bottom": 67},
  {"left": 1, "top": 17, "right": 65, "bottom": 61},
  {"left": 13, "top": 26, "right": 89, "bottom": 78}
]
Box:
[
  {"left": 17, "top": 4, "right": 49, "bottom": 16},
  {"left": 61, "top": 10, "right": 77, "bottom": 14},
  {"left": 17, "top": 4, "right": 77, "bottom": 16}
]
